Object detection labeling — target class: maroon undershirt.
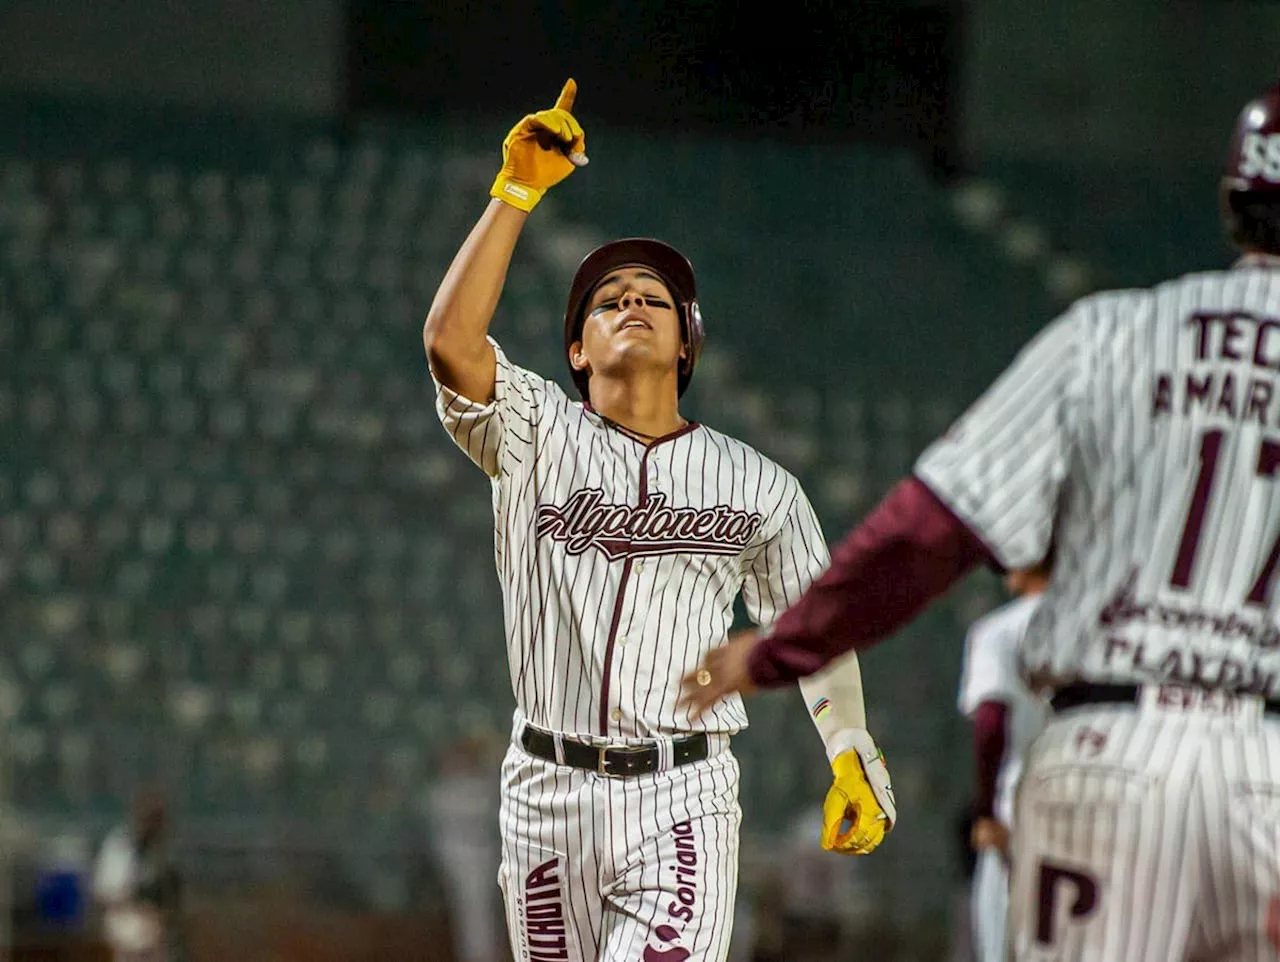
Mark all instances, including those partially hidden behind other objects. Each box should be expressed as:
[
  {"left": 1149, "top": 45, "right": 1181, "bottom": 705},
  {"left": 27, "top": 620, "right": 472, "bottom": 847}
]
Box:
[
  {"left": 970, "top": 700, "right": 1008, "bottom": 819},
  {"left": 748, "top": 475, "right": 998, "bottom": 686}
]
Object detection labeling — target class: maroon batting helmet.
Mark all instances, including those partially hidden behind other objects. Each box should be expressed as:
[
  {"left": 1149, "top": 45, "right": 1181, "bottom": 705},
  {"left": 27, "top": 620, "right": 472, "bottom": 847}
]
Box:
[
  {"left": 1222, "top": 81, "right": 1280, "bottom": 255},
  {"left": 563, "top": 238, "right": 706, "bottom": 401}
]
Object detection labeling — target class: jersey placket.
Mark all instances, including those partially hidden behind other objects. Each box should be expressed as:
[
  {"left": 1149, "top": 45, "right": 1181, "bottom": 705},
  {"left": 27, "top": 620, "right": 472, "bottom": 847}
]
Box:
[{"left": 597, "top": 429, "right": 689, "bottom": 736}]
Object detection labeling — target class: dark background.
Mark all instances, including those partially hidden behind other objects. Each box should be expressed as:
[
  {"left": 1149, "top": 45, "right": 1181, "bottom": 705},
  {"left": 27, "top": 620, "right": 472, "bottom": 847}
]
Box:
[{"left": 346, "top": 0, "right": 963, "bottom": 175}]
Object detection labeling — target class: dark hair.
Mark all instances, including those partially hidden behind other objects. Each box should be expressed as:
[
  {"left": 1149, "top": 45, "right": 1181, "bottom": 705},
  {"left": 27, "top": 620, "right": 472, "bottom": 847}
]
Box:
[{"left": 1224, "top": 192, "right": 1280, "bottom": 256}]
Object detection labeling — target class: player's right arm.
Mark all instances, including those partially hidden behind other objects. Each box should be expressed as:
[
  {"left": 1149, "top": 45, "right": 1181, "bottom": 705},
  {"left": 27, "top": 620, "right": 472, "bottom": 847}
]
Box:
[
  {"left": 423, "top": 78, "right": 586, "bottom": 402},
  {"left": 423, "top": 201, "right": 528, "bottom": 403},
  {"left": 423, "top": 81, "right": 587, "bottom": 477}
]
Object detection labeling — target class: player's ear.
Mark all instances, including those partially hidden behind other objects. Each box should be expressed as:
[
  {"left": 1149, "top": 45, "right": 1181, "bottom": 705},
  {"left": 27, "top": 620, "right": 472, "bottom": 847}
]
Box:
[{"left": 569, "top": 340, "right": 590, "bottom": 373}]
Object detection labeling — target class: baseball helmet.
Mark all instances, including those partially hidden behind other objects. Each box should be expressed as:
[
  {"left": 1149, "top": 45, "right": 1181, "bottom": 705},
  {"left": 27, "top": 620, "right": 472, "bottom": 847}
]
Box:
[
  {"left": 1222, "top": 81, "right": 1280, "bottom": 255},
  {"left": 562, "top": 238, "right": 706, "bottom": 401}
]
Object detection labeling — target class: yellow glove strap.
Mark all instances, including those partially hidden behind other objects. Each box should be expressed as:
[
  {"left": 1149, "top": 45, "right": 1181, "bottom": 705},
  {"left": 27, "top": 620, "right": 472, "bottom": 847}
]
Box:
[{"left": 490, "top": 177, "right": 544, "bottom": 213}]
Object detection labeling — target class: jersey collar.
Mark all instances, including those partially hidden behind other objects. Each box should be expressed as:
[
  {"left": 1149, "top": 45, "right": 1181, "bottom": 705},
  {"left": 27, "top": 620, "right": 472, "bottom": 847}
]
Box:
[{"left": 582, "top": 402, "right": 700, "bottom": 447}]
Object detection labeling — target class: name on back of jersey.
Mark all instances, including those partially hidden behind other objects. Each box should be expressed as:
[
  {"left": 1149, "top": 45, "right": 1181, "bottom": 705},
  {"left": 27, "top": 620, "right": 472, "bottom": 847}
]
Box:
[{"left": 1152, "top": 311, "right": 1280, "bottom": 427}]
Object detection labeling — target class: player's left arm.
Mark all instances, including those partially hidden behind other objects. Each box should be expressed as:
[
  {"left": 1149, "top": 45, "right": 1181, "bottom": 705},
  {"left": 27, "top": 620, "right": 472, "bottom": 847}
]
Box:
[
  {"left": 761, "top": 308, "right": 1085, "bottom": 681},
  {"left": 740, "top": 482, "right": 896, "bottom": 855},
  {"left": 681, "top": 307, "right": 1085, "bottom": 715}
]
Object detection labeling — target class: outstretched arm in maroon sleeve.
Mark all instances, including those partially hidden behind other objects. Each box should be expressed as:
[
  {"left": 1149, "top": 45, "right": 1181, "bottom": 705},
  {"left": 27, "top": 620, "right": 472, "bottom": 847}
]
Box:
[{"left": 748, "top": 476, "right": 996, "bottom": 687}]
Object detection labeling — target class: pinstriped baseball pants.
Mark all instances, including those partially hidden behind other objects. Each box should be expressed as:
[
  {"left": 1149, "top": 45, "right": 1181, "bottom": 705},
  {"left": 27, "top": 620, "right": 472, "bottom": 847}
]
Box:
[
  {"left": 1009, "top": 692, "right": 1280, "bottom": 961},
  {"left": 496, "top": 735, "right": 741, "bottom": 961},
  {"left": 973, "top": 848, "right": 1011, "bottom": 962}
]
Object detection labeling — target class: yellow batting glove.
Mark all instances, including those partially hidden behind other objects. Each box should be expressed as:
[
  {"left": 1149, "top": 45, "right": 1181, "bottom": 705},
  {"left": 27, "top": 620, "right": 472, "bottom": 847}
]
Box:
[
  {"left": 491, "top": 78, "right": 589, "bottom": 212},
  {"left": 821, "top": 730, "right": 896, "bottom": 856}
]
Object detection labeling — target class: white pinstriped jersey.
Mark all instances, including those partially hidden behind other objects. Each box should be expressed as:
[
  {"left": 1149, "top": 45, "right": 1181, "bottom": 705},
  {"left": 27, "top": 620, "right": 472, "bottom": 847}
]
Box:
[
  {"left": 956, "top": 594, "right": 1049, "bottom": 825},
  {"left": 435, "top": 339, "right": 829, "bottom": 739},
  {"left": 918, "top": 260, "right": 1280, "bottom": 697}
]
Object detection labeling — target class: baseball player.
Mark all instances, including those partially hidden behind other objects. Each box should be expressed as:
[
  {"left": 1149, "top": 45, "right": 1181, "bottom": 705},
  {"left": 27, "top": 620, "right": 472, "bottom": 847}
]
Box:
[
  {"left": 422, "top": 79, "right": 895, "bottom": 962},
  {"left": 956, "top": 561, "right": 1051, "bottom": 962},
  {"left": 684, "top": 79, "right": 1280, "bottom": 960}
]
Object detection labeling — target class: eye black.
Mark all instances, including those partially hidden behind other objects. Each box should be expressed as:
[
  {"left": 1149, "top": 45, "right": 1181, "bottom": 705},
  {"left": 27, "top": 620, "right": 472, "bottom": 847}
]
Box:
[{"left": 591, "top": 294, "right": 671, "bottom": 315}]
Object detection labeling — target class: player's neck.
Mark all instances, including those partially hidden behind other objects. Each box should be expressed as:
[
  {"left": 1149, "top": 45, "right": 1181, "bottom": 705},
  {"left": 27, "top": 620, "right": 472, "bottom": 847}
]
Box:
[
  {"left": 588, "top": 374, "right": 685, "bottom": 442},
  {"left": 1237, "top": 249, "right": 1280, "bottom": 268}
]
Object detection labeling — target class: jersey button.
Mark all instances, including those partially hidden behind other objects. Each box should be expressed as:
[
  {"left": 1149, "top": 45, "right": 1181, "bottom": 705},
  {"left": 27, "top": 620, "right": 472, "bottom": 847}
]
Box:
[
  {"left": 618, "top": 635, "right": 628, "bottom": 647},
  {"left": 634, "top": 562, "right": 644, "bottom": 573},
  {"left": 611, "top": 708, "right": 622, "bottom": 721}
]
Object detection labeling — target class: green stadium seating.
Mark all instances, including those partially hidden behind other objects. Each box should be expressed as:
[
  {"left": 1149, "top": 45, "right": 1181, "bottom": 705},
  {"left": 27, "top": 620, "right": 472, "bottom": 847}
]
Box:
[{"left": 0, "top": 104, "right": 1056, "bottom": 921}]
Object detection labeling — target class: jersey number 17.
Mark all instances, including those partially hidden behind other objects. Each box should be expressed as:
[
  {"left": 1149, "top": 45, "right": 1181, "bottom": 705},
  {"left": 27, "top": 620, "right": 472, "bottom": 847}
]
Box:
[{"left": 1171, "top": 428, "right": 1280, "bottom": 604}]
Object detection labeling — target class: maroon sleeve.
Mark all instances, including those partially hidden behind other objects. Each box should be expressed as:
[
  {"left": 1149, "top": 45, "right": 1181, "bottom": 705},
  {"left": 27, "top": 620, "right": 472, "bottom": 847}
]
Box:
[
  {"left": 970, "top": 700, "right": 1009, "bottom": 819},
  {"left": 748, "top": 475, "right": 996, "bottom": 686}
]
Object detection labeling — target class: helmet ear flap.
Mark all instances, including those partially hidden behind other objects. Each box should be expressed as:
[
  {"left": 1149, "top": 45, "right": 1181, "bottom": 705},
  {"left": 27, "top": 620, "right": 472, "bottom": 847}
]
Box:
[{"left": 677, "top": 300, "right": 705, "bottom": 392}]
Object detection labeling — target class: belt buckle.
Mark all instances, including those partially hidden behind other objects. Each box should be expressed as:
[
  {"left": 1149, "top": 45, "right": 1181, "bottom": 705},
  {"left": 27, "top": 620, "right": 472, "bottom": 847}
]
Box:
[{"left": 598, "top": 746, "right": 646, "bottom": 777}]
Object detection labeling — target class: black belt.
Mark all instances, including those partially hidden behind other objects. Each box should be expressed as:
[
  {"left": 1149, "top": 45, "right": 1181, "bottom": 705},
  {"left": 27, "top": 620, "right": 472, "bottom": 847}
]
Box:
[
  {"left": 520, "top": 725, "right": 709, "bottom": 777},
  {"left": 1051, "top": 681, "right": 1280, "bottom": 716}
]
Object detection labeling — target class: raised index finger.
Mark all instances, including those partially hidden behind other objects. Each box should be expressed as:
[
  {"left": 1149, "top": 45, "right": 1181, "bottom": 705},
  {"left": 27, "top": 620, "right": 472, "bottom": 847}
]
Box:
[{"left": 554, "top": 78, "right": 577, "bottom": 112}]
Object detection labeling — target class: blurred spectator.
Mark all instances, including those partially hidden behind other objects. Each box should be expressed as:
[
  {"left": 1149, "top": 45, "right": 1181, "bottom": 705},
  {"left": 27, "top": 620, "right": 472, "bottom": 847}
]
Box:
[
  {"left": 421, "top": 732, "right": 505, "bottom": 962},
  {"left": 92, "top": 788, "right": 188, "bottom": 962}
]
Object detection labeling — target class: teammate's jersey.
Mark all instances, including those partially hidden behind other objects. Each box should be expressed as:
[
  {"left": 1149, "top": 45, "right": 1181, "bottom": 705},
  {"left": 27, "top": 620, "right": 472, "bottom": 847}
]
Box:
[
  {"left": 434, "top": 339, "right": 828, "bottom": 739},
  {"left": 956, "top": 593, "right": 1049, "bottom": 825},
  {"left": 918, "top": 259, "right": 1280, "bottom": 696}
]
